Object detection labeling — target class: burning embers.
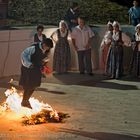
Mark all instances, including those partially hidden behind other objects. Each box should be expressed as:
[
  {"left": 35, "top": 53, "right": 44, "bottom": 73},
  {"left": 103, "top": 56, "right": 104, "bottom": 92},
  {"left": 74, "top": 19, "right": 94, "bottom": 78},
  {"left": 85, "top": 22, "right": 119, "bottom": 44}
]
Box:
[{"left": 0, "top": 87, "right": 69, "bottom": 125}]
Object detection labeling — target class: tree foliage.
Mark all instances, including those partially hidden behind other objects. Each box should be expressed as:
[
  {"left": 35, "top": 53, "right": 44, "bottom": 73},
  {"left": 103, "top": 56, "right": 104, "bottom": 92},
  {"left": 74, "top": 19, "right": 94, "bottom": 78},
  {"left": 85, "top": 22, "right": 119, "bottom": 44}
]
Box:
[{"left": 8, "top": 0, "right": 129, "bottom": 25}]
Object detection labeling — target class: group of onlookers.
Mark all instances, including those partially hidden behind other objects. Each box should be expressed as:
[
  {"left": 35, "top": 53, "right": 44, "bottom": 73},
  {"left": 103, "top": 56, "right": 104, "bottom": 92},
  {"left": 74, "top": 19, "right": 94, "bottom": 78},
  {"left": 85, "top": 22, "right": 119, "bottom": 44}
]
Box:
[
  {"left": 18, "top": 0, "right": 140, "bottom": 108},
  {"left": 100, "top": 21, "right": 140, "bottom": 79}
]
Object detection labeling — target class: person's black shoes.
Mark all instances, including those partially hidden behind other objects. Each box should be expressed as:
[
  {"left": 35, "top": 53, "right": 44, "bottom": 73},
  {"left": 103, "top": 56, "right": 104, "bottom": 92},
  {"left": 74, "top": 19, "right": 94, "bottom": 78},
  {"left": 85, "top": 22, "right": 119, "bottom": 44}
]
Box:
[
  {"left": 80, "top": 72, "right": 93, "bottom": 76},
  {"left": 21, "top": 100, "right": 32, "bottom": 109},
  {"left": 80, "top": 72, "right": 85, "bottom": 74},
  {"left": 88, "top": 73, "right": 94, "bottom": 76}
]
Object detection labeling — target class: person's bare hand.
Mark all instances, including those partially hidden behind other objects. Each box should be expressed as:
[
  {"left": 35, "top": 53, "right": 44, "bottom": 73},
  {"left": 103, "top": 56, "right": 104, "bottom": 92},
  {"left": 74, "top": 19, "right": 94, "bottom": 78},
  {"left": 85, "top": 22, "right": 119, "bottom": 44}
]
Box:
[{"left": 29, "top": 64, "right": 34, "bottom": 68}]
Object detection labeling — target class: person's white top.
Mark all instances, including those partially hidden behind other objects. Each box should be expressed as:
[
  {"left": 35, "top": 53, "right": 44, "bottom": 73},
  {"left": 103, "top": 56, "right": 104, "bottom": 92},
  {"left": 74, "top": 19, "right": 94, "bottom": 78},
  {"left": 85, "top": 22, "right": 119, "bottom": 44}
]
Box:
[
  {"left": 100, "top": 31, "right": 112, "bottom": 49},
  {"left": 71, "top": 25, "right": 95, "bottom": 51},
  {"left": 135, "top": 33, "right": 140, "bottom": 51},
  {"left": 38, "top": 35, "right": 43, "bottom": 42},
  {"left": 135, "top": 33, "right": 140, "bottom": 41}
]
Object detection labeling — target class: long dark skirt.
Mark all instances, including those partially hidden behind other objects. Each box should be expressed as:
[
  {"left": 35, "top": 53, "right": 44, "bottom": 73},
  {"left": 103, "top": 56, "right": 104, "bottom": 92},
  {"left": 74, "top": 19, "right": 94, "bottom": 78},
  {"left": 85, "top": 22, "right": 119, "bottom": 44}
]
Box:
[
  {"left": 53, "top": 40, "right": 71, "bottom": 73},
  {"left": 19, "top": 65, "right": 41, "bottom": 89},
  {"left": 129, "top": 47, "right": 140, "bottom": 77},
  {"left": 106, "top": 45, "right": 123, "bottom": 79}
]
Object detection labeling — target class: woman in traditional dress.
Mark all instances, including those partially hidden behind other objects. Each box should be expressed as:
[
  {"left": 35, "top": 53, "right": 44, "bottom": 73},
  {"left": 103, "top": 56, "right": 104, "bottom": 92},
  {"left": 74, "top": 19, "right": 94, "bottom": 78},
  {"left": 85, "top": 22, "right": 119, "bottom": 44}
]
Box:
[
  {"left": 51, "top": 20, "right": 71, "bottom": 74},
  {"left": 106, "top": 21, "right": 126, "bottom": 79},
  {"left": 129, "top": 23, "right": 140, "bottom": 78},
  {"left": 100, "top": 21, "right": 113, "bottom": 74}
]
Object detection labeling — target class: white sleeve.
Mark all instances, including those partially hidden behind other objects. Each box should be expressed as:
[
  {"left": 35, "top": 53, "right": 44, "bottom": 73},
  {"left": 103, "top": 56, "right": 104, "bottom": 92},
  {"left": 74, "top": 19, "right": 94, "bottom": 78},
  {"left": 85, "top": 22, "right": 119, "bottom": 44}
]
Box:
[
  {"left": 21, "top": 45, "right": 35, "bottom": 68},
  {"left": 71, "top": 29, "right": 76, "bottom": 39},
  {"left": 104, "top": 32, "right": 112, "bottom": 44},
  {"left": 51, "top": 30, "right": 58, "bottom": 42},
  {"left": 88, "top": 27, "right": 95, "bottom": 38},
  {"left": 122, "top": 32, "right": 131, "bottom": 46}
]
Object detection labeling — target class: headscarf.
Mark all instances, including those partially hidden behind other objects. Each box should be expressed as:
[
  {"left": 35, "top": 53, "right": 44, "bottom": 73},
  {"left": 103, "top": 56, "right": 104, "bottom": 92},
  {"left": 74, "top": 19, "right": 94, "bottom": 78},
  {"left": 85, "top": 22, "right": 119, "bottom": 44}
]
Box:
[
  {"left": 135, "top": 23, "right": 140, "bottom": 31},
  {"left": 59, "top": 20, "right": 68, "bottom": 30},
  {"left": 112, "top": 21, "right": 121, "bottom": 30}
]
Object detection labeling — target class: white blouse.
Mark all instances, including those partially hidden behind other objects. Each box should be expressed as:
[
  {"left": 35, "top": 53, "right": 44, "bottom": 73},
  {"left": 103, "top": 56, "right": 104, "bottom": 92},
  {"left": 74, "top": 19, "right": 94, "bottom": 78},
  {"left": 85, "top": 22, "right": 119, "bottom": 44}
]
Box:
[
  {"left": 135, "top": 33, "right": 140, "bottom": 41},
  {"left": 112, "top": 31, "right": 119, "bottom": 41},
  {"left": 135, "top": 33, "right": 140, "bottom": 51},
  {"left": 112, "top": 31, "right": 131, "bottom": 46}
]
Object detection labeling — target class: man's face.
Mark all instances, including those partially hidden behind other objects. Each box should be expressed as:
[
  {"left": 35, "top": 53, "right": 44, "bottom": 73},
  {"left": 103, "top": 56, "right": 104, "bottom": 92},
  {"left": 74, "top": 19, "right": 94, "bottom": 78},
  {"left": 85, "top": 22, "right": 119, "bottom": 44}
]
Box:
[
  {"left": 133, "top": 1, "right": 138, "bottom": 7},
  {"left": 42, "top": 44, "right": 50, "bottom": 52},
  {"left": 37, "top": 29, "right": 43, "bottom": 35},
  {"left": 73, "top": 6, "right": 79, "bottom": 12},
  {"left": 78, "top": 18, "right": 85, "bottom": 27}
]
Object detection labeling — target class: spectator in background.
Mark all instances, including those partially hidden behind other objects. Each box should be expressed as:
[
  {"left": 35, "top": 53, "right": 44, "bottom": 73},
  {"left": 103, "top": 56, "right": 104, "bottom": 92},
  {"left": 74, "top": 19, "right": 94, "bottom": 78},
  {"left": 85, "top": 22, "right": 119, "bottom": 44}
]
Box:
[
  {"left": 64, "top": 2, "right": 79, "bottom": 31},
  {"left": 128, "top": 0, "right": 140, "bottom": 26},
  {"left": 34, "top": 25, "right": 47, "bottom": 43},
  {"left": 100, "top": 21, "right": 113, "bottom": 75},
  {"left": 106, "top": 21, "right": 131, "bottom": 79},
  {"left": 51, "top": 20, "right": 71, "bottom": 74},
  {"left": 129, "top": 23, "right": 140, "bottom": 78},
  {"left": 71, "top": 16, "right": 95, "bottom": 75}
]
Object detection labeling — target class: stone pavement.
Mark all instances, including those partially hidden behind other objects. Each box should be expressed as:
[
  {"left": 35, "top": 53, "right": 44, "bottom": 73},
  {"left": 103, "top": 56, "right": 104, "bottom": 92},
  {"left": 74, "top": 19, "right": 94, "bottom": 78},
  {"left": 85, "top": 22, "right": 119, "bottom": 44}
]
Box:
[{"left": 0, "top": 73, "right": 140, "bottom": 140}]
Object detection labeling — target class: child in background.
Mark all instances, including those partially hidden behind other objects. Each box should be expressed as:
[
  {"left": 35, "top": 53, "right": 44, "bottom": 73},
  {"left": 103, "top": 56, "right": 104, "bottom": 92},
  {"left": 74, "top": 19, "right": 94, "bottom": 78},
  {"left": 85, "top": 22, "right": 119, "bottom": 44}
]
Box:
[
  {"left": 34, "top": 25, "right": 47, "bottom": 43},
  {"left": 128, "top": 0, "right": 140, "bottom": 26}
]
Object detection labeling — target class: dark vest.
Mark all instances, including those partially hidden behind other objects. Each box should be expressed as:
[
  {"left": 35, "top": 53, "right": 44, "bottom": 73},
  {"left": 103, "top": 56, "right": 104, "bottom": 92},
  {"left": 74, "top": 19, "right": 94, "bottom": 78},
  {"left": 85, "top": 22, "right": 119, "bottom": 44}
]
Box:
[
  {"left": 31, "top": 44, "right": 48, "bottom": 68},
  {"left": 34, "top": 33, "right": 47, "bottom": 43}
]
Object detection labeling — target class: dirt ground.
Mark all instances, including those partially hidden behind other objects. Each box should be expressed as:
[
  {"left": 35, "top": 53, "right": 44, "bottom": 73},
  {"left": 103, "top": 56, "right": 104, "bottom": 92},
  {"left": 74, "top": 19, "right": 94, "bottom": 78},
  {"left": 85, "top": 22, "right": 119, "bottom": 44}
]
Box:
[{"left": 0, "top": 72, "right": 140, "bottom": 140}]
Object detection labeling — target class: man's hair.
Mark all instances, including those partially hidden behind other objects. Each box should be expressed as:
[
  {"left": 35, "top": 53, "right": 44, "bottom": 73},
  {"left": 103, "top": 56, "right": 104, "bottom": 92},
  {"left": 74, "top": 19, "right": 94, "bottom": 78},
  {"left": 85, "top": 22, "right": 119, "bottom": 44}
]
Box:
[
  {"left": 71, "top": 2, "right": 78, "bottom": 9},
  {"left": 42, "top": 38, "right": 53, "bottom": 48},
  {"left": 78, "top": 16, "right": 86, "bottom": 21},
  {"left": 37, "top": 25, "right": 44, "bottom": 31}
]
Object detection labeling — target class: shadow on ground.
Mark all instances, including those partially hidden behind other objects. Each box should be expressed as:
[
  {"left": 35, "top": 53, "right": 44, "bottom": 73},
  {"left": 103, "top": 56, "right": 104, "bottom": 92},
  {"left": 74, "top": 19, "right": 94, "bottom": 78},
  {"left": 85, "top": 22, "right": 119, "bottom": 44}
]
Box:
[
  {"left": 52, "top": 73, "right": 139, "bottom": 90},
  {"left": 59, "top": 128, "right": 140, "bottom": 140},
  {"left": 0, "top": 73, "right": 139, "bottom": 91}
]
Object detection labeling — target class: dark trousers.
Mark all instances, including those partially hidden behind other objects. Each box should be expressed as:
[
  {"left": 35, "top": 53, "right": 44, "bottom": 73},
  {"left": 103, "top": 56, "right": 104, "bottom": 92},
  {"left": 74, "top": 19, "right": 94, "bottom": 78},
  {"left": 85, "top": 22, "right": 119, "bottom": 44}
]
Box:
[
  {"left": 22, "top": 87, "right": 35, "bottom": 102},
  {"left": 131, "top": 18, "right": 140, "bottom": 26},
  {"left": 77, "top": 49, "right": 92, "bottom": 73}
]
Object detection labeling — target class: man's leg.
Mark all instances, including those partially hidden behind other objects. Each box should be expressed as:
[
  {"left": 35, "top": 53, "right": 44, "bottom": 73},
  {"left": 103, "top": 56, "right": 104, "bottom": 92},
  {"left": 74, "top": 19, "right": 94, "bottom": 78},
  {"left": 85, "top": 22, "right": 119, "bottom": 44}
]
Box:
[
  {"left": 85, "top": 49, "right": 93, "bottom": 75},
  {"left": 77, "top": 51, "right": 85, "bottom": 74},
  {"left": 21, "top": 87, "right": 35, "bottom": 109}
]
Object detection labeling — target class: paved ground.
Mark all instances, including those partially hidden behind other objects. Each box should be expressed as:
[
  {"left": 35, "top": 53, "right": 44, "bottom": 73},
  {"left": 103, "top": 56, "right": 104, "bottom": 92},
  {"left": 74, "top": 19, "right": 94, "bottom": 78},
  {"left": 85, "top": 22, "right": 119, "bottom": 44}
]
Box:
[{"left": 0, "top": 72, "right": 140, "bottom": 140}]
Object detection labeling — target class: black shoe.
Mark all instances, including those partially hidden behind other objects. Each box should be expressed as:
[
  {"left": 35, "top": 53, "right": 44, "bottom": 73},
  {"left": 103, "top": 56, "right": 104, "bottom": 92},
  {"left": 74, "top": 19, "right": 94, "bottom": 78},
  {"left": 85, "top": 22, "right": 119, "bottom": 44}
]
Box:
[
  {"left": 21, "top": 100, "right": 32, "bottom": 109},
  {"left": 88, "top": 73, "right": 93, "bottom": 76},
  {"left": 80, "top": 72, "right": 85, "bottom": 74}
]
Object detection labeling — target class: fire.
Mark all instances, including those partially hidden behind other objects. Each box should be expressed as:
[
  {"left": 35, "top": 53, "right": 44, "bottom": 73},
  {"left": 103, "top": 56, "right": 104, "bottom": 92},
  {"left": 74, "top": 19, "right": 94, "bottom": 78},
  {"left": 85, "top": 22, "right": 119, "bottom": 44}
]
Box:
[{"left": 0, "top": 87, "right": 69, "bottom": 125}]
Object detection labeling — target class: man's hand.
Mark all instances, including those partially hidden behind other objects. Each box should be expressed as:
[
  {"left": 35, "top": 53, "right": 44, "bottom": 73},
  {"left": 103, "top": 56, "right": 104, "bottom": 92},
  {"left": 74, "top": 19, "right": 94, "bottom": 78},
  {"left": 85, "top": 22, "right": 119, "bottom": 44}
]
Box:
[
  {"left": 29, "top": 64, "right": 34, "bottom": 68},
  {"left": 74, "top": 46, "right": 78, "bottom": 51},
  {"left": 85, "top": 43, "right": 90, "bottom": 49}
]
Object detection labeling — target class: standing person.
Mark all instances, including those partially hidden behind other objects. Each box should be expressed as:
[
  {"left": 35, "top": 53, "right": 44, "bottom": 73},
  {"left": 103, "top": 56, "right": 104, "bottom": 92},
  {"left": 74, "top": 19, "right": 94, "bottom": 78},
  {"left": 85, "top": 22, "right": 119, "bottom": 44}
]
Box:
[
  {"left": 34, "top": 25, "right": 47, "bottom": 43},
  {"left": 100, "top": 21, "right": 113, "bottom": 74},
  {"left": 19, "top": 38, "right": 53, "bottom": 108},
  {"left": 128, "top": 0, "right": 140, "bottom": 26},
  {"left": 106, "top": 21, "right": 124, "bottom": 79},
  {"left": 64, "top": 2, "right": 79, "bottom": 31},
  {"left": 71, "top": 16, "right": 95, "bottom": 75},
  {"left": 51, "top": 20, "right": 71, "bottom": 74},
  {"left": 129, "top": 23, "right": 140, "bottom": 78}
]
